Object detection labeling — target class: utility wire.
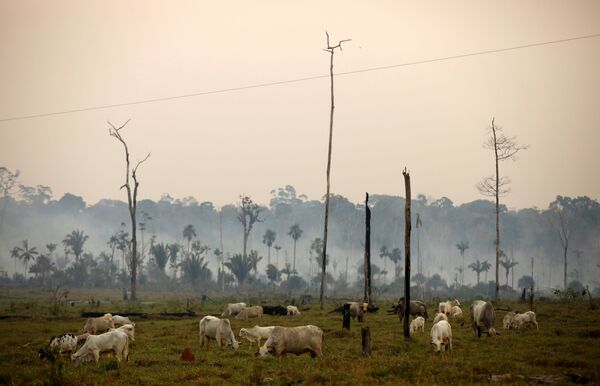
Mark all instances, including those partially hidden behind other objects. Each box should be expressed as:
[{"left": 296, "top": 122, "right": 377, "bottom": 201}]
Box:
[{"left": 1, "top": 32, "right": 599, "bottom": 123}]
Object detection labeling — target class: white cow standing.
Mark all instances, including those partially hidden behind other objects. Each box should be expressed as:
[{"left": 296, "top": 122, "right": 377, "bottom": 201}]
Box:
[
  {"left": 199, "top": 316, "right": 239, "bottom": 350},
  {"left": 286, "top": 305, "right": 300, "bottom": 317},
  {"left": 430, "top": 320, "right": 453, "bottom": 352},
  {"left": 512, "top": 311, "right": 539, "bottom": 330},
  {"left": 71, "top": 326, "right": 134, "bottom": 365},
  {"left": 239, "top": 325, "right": 276, "bottom": 349},
  {"left": 258, "top": 325, "right": 323, "bottom": 358},
  {"left": 410, "top": 316, "right": 425, "bottom": 335}
]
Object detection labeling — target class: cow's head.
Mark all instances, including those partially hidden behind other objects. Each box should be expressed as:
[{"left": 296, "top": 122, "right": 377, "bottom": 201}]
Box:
[
  {"left": 256, "top": 345, "right": 272, "bottom": 357},
  {"left": 488, "top": 327, "right": 497, "bottom": 337},
  {"left": 430, "top": 339, "right": 443, "bottom": 352}
]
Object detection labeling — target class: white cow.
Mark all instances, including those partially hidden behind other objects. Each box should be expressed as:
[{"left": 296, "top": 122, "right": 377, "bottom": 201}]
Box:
[
  {"left": 286, "top": 305, "right": 300, "bottom": 317},
  {"left": 235, "top": 305, "right": 263, "bottom": 319},
  {"left": 438, "top": 299, "right": 460, "bottom": 316},
  {"left": 450, "top": 306, "right": 462, "bottom": 318},
  {"left": 221, "top": 302, "right": 247, "bottom": 317},
  {"left": 347, "top": 302, "right": 368, "bottom": 320},
  {"left": 433, "top": 312, "right": 449, "bottom": 324},
  {"left": 113, "top": 315, "right": 135, "bottom": 327},
  {"left": 503, "top": 312, "right": 516, "bottom": 330},
  {"left": 512, "top": 311, "right": 539, "bottom": 330},
  {"left": 470, "top": 300, "right": 497, "bottom": 338},
  {"left": 410, "top": 316, "right": 425, "bottom": 335},
  {"left": 83, "top": 313, "right": 115, "bottom": 334},
  {"left": 239, "top": 325, "right": 276, "bottom": 348},
  {"left": 258, "top": 325, "right": 323, "bottom": 358},
  {"left": 71, "top": 329, "right": 132, "bottom": 365},
  {"left": 199, "top": 316, "right": 239, "bottom": 350},
  {"left": 110, "top": 324, "right": 135, "bottom": 341},
  {"left": 430, "top": 320, "right": 453, "bottom": 352}
]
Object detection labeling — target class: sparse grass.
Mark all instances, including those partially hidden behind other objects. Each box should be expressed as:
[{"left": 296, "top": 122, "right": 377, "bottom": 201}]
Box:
[{"left": 1, "top": 288, "right": 599, "bottom": 385}]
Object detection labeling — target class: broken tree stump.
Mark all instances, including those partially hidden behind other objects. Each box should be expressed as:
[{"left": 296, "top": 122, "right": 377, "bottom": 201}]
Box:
[
  {"left": 342, "top": 303, "right": 351, "bottom": 330},
  {"left": 361, "top": 326, "right": 372, "bottom": 356}
]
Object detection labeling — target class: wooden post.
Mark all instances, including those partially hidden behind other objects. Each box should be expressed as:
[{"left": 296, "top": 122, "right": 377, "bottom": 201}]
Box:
[
  {"left": 342, "top": 303, "right": 351, "bottom": 330},
  {"left": 403, "top": 169, "right": 412, "bottom": 339},
  {"left": 361, "top": 326, "right": 372, "bottom": 356},
  {"left": 364, "top": 192, "right": 372, "bottom": 305}
]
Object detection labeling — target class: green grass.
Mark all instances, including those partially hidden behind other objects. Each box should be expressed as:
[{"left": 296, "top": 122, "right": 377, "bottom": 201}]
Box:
[{"left": 1, "top": 288, "right": 599, "bottom": 385}]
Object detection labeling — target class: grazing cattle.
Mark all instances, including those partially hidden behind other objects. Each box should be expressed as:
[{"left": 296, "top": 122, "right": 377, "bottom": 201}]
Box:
[
  {"left": 71, "top": 329, "right": 131, "bottom": 365},
  {"left": 199, "top": 316, "right": 239, "bottom": 350},
  {"left": 83, "top": 313, "right": 115, "bottom": 334},
  {"left": 39, "top": 333, "right": 83, "bottom": 360},
  {"left": 503, "top": 312, "right": 516, "bottom": 330},
  {"left": 470, "top": 300, "right": 497, "bottom": 338},
  {"left": 410, "top": 316, "right": 425, "bottom": 335},
  {"left": 439, "top": 299, "right": 460, "bottom": 316},
  {"left": 433, "top": 313, "right": 449, "bottom": 324},
  {"left": 235, "top": 305, "right": 263, "bottom": 319},
  {"left": 430, "top": 320, "right": 453, "bottom": 352},
  {"left": 257, "top": 325, "right": 323, "bottom": 358},
  {"left": 450, "top": 306, "right": 462, "bottom": 318},
  {"left": 394, "top": 298, "right": 429, "bottom": 321},
  {"left": 345, "top": 302, "right": 368, "bottom": 320},
  {"left": 221, "top": 302, "right": 247, "bottom": 317},
  {"left": 113, "top": 315, "right": 135, "bottom": 327},
  {"left": 110, "top": 324, "right": 135, "bottom": 341},
  {"left": 512, "top": 311, "right": 539, "bottom": 330},
  {"left": 286, "top": 305, "right": 300, "bottom": 317},
  {"left": 262, "top": 305, "right": 288, "bottom": 316},
  {"left": 239, "top": 325, "right": 276, "bottom": 349}
]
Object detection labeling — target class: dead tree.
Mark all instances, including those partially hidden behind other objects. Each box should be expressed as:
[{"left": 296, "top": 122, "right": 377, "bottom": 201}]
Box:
[
  {"left": 549, "top": 204, "right": 573, "bottom": 289},
  {"left": 342, "top": 303, "right": 351, "bottom": 330},
  {"left": 320, "top": 31, "right": 350, "bottom": 310},
  {"left": 361, "top": 326, "right": 372, "bottom": 356},
  {"left": 237, "top": 195, "right": 263, "bottom": 258},
  {"left": 477, "top": 118, "right": 528, "bottom": 301},
  {"left": 109, "top": 120, "right": 150, "bottom": 302},
  {"left": 403, "top": 169, "right": 411, "bottom": 339},
  {"left": 364, "top": 193, "right": 372, "bottom": 305}
]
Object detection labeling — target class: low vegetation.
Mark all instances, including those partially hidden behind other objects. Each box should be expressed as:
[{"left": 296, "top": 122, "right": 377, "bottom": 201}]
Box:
[{"left": 0, "top": 289, "right": 599, "bottom": 385}]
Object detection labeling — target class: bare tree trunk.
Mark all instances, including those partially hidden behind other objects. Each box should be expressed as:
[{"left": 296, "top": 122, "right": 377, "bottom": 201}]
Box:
[
  {"left": 403, "top": 169, "right": 412, "bottom": 339},
  {"left": 220, "top": 209, "right": 225, "bottom": 293},
  {"left": 493, "top": 123, "right": 500, "bottom": 302},
  {"left": 243, "top": 229, "right": 248, "bottom": 259},
  {"left": 364, "top": 193, "right": 372, "bottom": 304},
  {"left": 342, "top": 303, "right": 351, "bottom": 330},
  {"left": 320, "top": 32, "right": 350, "bottom": 310},
  {"left": 563, "top": 245, "right": 568, "bottom": 289},
  {"left": 293, "top": 240, "right": 297, "bottom": 272},
  {"left": 361, "top": 326, "right": 372, "bottom": 356}
]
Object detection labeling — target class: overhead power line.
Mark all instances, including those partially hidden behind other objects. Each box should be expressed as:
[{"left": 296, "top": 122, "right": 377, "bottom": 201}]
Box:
[{"left": 1, "top": 32, "right": 599, "bottom": 123}]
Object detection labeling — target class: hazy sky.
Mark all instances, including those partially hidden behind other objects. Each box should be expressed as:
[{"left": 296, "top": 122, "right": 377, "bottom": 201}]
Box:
[{"left": 1, "top": 1, "right": 599, "bottom": 209}]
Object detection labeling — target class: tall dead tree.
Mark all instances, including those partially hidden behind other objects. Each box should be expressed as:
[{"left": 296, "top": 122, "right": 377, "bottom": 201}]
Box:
[
  {"left": 550, "top": 205, "right": 573, "bottom": 289},
  {"left": 477, "top": 118, "right": 528, "bottom": 301},
  {"left": 109, "top": 120, "right": 150, "bottom": 302},
  {"left": 364, "top": 193, "right": 372, "bottom": 304},
  {"left": 320, "top": 31, "right": 350, "bottom": 310},
  {"left": 403, "top": 169, "right": 411, "bottom": 339}
]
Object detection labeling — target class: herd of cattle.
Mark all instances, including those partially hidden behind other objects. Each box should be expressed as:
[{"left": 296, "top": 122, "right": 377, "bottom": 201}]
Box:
[{"left": 37, "top": 299, "right": 540, "bottom": 364}]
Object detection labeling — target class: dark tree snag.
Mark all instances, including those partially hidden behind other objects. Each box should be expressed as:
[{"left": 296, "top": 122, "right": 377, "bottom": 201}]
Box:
[
  {"left": 364, "top": 192, "right": 372, "bottom": 305},
  {"left": 403, "top": 168, "right": 411, "bottom": 339},
  {"left": 109, "top": 120, "right": 150, "bottom": 302},
  {"left": 342, "top": 303, "right": 351, "bottom": 330},
  {"left": 361, "top": 326, "right": 372, "bottom": 357},
  {"left": 320, "top": 31, "right": 351, "bottom": 311}
]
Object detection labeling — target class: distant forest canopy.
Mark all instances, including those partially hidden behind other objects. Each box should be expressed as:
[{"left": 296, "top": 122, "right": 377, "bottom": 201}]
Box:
[{"left": 1, "top": 178, "right": 599, "bottom": 291}]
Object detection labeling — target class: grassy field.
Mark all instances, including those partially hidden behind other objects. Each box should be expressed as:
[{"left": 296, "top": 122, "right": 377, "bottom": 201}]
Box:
[{"left": 1, "top": 288, "right": 599, "bottom": 385}]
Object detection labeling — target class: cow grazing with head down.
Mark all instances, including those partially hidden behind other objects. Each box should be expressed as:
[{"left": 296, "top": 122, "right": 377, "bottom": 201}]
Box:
[
  {"left": 503, "top": 312, "right": 516, "bottom": 330},
  {"left": 512, "top": 311, "right": 539, "bottom": 331},
  {"left": 470, "top": 300, "right": 497, "bottom": 338},
  {"left": 410, "top": 316, "right": 425, "bottom": 335},
  {"left": 199, "top": 316, "right": 239, "bottom": 350},
  {"left": 239, "top": 325, "right": 276, "bottom": 349},
  {"left": 394, "top": 297, "right": 429, "bottom": 321},
  {"left": 433, "top": 312, "right": 449, "bottom": 324},
  {"left": 346, "top": 302, "right": 368, "bottom": 320},
  {"left": 286, "top": 305, "right": 300, "bottom": 317},
  {"left": 113, "top": 315, "right": 135, "bottom": 327},
  {"left": 83, "top": 313, "right": 115, "bottom": 334},
  {"left": 430, "top": 320, "right": 453, "bottom": 352},
  {"left": 221, "top": 302, "right": 247, "bottom": 317},
  {"left": 38, "top": 332, "right": 89, "bottom": 360},
  {"left": 257, "top": 325, "right": 323, "bottom": 358},
  {"left": 70, "top": 327, "right": 133, "bottom": 365}
]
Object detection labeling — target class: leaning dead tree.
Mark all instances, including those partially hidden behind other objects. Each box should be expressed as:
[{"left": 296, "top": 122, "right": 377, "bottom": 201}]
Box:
[
  {"left": 109, "top": 120, "right": 150, "bottom": 302},
  {"left": 403, "top": 169, "right": 412, "bottom": 339},
  {"left": 320, "top": 31, "right": 350, "bottom": 310},
  {"left": 477, "top": 118, "right": 527, "bottom": 301}
]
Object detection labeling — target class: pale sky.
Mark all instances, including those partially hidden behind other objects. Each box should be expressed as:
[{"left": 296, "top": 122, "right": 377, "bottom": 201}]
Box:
[{"left": 1, "top": 1, "right": 599, "bottom": 209}]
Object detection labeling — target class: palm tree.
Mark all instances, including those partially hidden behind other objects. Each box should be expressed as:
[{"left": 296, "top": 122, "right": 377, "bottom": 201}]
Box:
[
  {"left": 10, "top": 246, "right": 20, "bottom": 275},
  {"left": 500, "top": 258, "right": 519, "bottom": 287},
  {"left": 288, "top": 224, "right": 303, "bottom": 272},
  {"left": 379, "top": 245, "right": 389, "bottom": 284},
  {"left": 150, "top": 243, "right": 169, "bottom": 272},
  {"left": 273, "top": 245, "right": 282, "bottom": 268},
  {"left": 456, "top": 241, "right": 469, "bottom": 286},
  {"left": 224, "top": 253, "right": 254, "bottom": 286},
  {"left": 481, "top": 260, "right": 492, "bottom": 283},
  {"left": 62, "top": 230, "right": 89, "bottom": 263},
  {"left": 387, "top": 247, "right": 402, "bottom": 280},
  {"left": 45, "top": 243, "right": 57, "bottom": 258},
  {"left": 29, "top": 254, "right": 55, "bottom": 281},
  {"left": 262, "top": 229, "right": 276, "bottom": 266},
  {"left": 247, "top": 250, "right": 263, "bottom": 275},
  {"left": 183, "top": 224, "right": 197, "bottom": 256},
  {"left": 180, "top": 255, "right": 211, "bottom": 286},
  {"left": 167, "top": 243, "right": 181, "bottom": 279},
  {"left": 468, "top": 259, "right": 487, "bottom": 286},
  {"left": 13, "top": 240, "right": 39, "bottom": 278},
  {"left": 266, "top": 264, "right": 281, "bottom": 288}
]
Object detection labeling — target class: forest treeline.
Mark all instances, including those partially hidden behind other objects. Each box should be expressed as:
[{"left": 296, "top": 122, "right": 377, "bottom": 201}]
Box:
[{"left": 1, "top": 179, "right": 599, "bottom": 298}]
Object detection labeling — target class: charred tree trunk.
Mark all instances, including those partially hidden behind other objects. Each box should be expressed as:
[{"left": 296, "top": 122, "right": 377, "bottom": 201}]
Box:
[
  {"left": 364, "top": 193, "right": 372, "bottom": 304},
  {"left": 342, "top": 303, "right": 351, "bottom": 330},
  {"left": 403, "top": 169, "right": 412, "bottom": 339},
  {"left": 361, "top": 326, "right": 372, "bottom": 357}
]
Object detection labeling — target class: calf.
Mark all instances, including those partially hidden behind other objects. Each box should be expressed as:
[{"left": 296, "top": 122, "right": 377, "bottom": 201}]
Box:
[
  {"left": 512, "top": 311, "right": 539, "bottom": 330},
  {"left": 286, "top": 305, "right": 300, "bottom": 317},
  {"left": 239, "top": 325, "right": 276, "bottom": 349},
  {"left": 410, "top": 316, "right": 425, "bottom": 335},
  {"left": 83, "top": 313, "right": 115, "bottom": 334},
  {"left": 430, "top": 320, "right": 453, "bottom": 352},
  {"left": 503, "top": 312, "right": 516, "bottom": 330},
  {"left": 258, "top": 325, "right": 323, "bottom": 358}
]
